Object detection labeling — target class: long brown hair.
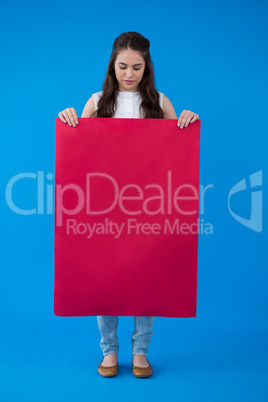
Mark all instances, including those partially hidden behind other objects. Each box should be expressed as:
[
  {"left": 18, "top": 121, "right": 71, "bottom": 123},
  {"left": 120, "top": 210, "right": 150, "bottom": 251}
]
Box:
[{"left": 95, "top": 32, "right": 164, "bottom": 119}]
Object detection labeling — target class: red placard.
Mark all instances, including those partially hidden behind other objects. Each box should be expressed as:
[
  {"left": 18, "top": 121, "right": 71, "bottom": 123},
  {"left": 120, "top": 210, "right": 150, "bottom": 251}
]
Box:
[{"left": 54, "top": 117, "right": 201, "bottom": 317}]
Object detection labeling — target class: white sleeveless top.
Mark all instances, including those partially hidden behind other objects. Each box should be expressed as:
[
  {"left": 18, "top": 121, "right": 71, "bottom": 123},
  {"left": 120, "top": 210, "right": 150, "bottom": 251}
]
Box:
[{"left": 92, "top": 90, "right": 164, "bottom": 118}]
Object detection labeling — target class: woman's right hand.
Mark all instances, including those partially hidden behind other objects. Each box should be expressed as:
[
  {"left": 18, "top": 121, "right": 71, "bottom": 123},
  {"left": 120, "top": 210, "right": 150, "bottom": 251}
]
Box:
[{"left": 58, "top": 108, "right": 79, "bottom": 127}]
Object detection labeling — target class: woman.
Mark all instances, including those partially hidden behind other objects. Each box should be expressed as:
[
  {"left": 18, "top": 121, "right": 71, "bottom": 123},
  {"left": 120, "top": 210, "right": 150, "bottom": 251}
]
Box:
[{"left": 58, "top": 31, "right": 199, "bottom": 378}]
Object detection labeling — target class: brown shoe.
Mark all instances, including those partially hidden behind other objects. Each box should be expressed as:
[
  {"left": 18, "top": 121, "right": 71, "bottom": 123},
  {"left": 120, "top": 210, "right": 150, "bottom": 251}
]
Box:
[
  {"left": 98, "top": 357, "right": 118, "bottom": 377},
  {"left": 132, "top": 357, "right": 153, "bottom": 378}
]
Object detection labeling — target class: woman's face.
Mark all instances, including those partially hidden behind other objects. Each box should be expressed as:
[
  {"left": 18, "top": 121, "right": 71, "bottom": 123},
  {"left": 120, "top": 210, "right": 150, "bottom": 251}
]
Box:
[{"left": 114, "top": 48, "right": 145, "bottom": 92}]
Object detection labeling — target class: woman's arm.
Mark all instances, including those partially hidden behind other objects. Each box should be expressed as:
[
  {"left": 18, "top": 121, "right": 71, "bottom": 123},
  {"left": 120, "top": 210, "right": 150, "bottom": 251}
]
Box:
[
  {"left": 81, "top": 96, "right": 96, "bottom": 118},
  {"left": 162, "top": 94, "right": 199, "bottom": 128},
  {"left": 162, "top": 94, "right": 178, "bottom": 119}
]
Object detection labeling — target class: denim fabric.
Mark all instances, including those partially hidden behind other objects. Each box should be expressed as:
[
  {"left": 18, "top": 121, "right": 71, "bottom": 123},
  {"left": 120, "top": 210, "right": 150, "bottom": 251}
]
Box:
[{"left": 97, "top": 316, "right": 155, "bottom": 357}]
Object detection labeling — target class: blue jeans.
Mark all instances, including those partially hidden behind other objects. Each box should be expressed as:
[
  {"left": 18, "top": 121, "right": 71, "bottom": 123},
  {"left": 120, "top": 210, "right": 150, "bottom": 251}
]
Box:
[{"left": 97, "top": 316, "right": 155, "bottom": 357}]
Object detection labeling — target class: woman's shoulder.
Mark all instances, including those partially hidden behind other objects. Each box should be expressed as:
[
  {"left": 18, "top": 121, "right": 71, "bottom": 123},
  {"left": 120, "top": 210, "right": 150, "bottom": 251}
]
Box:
[
  {"left": 91, "top": 91, "right": 103, "bottom": 110},
  {"left": 92, "top": 90, "right": 103, "bottom": 102},
  {"left": 157, "top": 91, "right": 164, "bottom": 108},
  {"left": 92, "top": 90, "right": 103, "bottom": 97}
]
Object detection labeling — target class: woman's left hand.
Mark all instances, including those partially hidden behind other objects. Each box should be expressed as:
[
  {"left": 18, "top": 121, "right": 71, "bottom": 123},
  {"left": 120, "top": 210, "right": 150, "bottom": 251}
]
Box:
[{"left": 177, "top": 110, "right": 199, "bottom": 129}]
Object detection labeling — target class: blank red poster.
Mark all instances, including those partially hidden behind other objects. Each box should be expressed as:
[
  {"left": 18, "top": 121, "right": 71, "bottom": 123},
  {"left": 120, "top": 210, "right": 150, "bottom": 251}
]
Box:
[{"left": 54, "top": 117, "right": 201, "bottom": 317}]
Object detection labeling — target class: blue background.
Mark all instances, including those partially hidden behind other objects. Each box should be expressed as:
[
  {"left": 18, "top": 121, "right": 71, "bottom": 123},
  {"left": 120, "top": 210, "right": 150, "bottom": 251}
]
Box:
[{"left": 1, "top": 0, "right": 267, "bottom": 400}]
